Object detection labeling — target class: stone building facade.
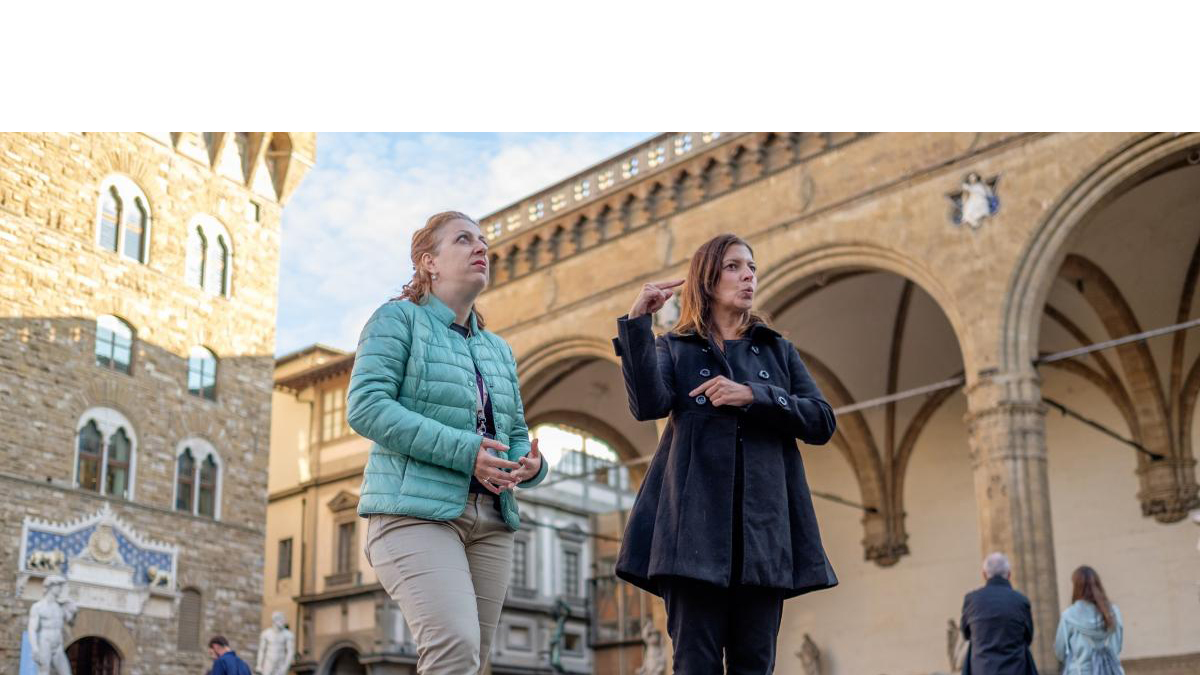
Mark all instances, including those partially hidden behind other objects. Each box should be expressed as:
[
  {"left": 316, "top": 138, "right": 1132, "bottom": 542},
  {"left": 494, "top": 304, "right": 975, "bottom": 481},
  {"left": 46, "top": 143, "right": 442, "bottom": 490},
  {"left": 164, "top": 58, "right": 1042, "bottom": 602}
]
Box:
[
  {"left": 0, "top": 132, "right": 314, "bottom": 673},
  {"left": 266, "top": 347, "right": 636, "bottom": 674},
  {"left": 474, "top": 132, "right": 1200, "bottom": 674}
]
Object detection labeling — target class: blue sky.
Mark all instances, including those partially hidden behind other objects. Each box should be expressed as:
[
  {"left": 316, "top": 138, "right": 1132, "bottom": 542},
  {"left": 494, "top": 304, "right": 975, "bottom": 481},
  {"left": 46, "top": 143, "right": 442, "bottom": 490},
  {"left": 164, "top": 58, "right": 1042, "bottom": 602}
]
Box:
[{"left": 276, "top": 132, "right": 653, "bottom": 356}]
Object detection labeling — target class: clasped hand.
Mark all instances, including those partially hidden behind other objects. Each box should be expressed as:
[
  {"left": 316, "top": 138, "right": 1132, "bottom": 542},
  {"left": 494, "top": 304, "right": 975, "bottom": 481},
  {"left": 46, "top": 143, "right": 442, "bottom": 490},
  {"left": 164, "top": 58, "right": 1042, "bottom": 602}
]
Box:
[
  {"left": 688, "top": 376, "right": 754, "bottom": 407},
  {"left": 474, "top": 437, "right": 543, "bottom": 495}
]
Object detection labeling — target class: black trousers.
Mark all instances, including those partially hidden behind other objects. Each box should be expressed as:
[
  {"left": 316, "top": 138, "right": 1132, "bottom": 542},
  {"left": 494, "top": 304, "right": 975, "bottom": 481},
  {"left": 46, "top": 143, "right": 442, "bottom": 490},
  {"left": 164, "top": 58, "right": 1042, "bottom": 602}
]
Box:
[{"left": 660, "top": 577, "right": 786, "bottom": 675}]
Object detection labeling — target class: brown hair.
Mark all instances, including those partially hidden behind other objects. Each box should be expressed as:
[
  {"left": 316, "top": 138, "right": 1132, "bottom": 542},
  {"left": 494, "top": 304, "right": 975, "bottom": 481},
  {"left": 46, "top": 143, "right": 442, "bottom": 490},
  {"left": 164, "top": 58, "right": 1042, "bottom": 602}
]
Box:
[
  {"left": 207, "top": 635, "right": 230, "bottom": 648},
  {"left": 673, "top": 233, "right": 769, "bottom": 338},
  {"left": 394, "top": 211, "right": 486, "bottom": 328},
  {"left": 1071, "top": 565, "right": 1116, "bottom": 632}
]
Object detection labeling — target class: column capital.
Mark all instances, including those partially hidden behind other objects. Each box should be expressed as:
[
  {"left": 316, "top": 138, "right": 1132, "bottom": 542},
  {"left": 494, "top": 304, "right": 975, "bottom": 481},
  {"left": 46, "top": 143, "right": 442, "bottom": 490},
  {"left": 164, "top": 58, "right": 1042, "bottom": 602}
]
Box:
[{"left": 964, "top": 367, "right": 1042, "bottom": 410}]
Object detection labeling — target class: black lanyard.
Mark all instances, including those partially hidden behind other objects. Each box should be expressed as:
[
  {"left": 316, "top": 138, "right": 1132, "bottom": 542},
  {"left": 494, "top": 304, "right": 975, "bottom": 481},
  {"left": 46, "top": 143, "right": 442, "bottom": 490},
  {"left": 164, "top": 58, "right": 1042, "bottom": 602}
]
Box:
[{"left": 475, "top": 367, "right": 497, "bottom": 438}]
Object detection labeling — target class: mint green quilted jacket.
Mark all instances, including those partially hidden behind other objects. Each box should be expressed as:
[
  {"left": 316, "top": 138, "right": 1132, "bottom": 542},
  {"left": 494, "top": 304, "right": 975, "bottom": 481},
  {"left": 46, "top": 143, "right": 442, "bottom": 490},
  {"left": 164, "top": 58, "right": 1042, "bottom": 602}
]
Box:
[{"left": 347, "top": 294, "right": 546, "bottom": 530}]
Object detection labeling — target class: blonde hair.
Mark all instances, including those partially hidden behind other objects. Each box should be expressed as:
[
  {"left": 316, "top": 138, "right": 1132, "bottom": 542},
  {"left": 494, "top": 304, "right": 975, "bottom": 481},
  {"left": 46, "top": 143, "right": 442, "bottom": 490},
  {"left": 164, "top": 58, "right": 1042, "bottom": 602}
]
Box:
[
  {"left": 395, "top": 211, "right": 487, "bottom": 328},
  {"left": 673, "top": 233, "right": 768, "bottom": 338}
]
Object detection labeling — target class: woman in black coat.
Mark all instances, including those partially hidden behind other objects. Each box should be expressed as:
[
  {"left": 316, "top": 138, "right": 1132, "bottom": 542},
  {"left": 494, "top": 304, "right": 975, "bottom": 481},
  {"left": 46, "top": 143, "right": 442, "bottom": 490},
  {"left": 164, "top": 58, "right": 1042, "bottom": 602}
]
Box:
[{"left": 613, "top": 233, "right": 838, "bottom": 674}]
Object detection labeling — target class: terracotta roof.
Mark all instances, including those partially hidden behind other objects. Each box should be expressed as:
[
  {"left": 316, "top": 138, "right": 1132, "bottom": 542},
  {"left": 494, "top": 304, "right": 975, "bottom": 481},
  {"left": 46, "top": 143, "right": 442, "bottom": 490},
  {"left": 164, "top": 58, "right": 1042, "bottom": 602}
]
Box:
[
  {"left": 275, "top": 343, "right": 349, "bottom": 367},
  {"left": 274, "top": 353, "right": 355, "bottom": 392}
]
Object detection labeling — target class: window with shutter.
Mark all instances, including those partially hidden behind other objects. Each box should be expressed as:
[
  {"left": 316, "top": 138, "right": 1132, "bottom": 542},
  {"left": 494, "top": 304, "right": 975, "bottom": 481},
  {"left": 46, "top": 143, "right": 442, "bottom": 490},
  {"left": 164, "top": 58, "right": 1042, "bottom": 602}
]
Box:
[{"left": 177, "top": 588, "right": 202, "bottom": 651}]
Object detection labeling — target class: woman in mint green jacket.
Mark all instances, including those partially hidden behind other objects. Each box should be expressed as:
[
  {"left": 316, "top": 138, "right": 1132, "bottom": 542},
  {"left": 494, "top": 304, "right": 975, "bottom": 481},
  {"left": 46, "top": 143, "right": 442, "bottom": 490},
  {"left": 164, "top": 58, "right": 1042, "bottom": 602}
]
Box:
[
  {"left": 1054, "top": 565, "right": 1125, "bottom": 675},
  {"left": 347, "top": 211, "right": 546, "bottom": 675}
]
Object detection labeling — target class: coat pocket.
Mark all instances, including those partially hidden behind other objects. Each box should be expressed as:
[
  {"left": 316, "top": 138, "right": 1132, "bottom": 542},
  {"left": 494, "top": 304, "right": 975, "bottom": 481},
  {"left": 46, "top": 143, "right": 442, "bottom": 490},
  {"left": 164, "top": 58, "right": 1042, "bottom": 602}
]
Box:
[{"left": 401, "top": 459, "right": 463, "bottom": 500}]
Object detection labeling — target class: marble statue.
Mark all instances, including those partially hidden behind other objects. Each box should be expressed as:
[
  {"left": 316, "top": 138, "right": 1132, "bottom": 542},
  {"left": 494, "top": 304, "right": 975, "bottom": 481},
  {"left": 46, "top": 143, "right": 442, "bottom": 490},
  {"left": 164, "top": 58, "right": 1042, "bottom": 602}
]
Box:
[
  {"left": 27, "top": 550, "right": 65, "bottom": 573},
  {"left": 27, "top": 575, "right": 76, "bottom": 675},
  {"left": 947, "top": 618, "right": 969, "bottom": 672},
  {"left": 797, "top": 633, "right": 820, "bottom": 675},
  {"left": 949, "top": 172, "right": 1000, "bottom": 229},
  {"left": 146, "top": 565, "right": 171, "bottom": 588},
  {"left": 635, "top": 621, "right": 666, "bottom": 675},
  {"left": 256, "top": 611, "right": 295, "bottom": 675}
]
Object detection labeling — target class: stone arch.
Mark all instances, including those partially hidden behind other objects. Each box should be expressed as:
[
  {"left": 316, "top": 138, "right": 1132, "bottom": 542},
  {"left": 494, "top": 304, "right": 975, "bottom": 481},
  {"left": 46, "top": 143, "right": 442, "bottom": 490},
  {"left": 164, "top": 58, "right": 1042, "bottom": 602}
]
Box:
[
  {"left": 516, "top": 335, "right": 619, "bottom": 408},
  {"left": 517, "top": 335, "right": 659, "bottom": 489},
  {"left": 757, "top": 241, "right": 976, "bottom": 378},
  {"left": 96, "top": 151, "right": 156, "bottom": 194},
  {"left": 504, "top": 243, "right": 521, "bottom": 281},
  {"left": 1001, "top": 132, "right": 1199, "bottom": 374},
  {"left": 755, "top": 243, "right": 970, "bottom": 565},
  {"left": 526, "top": 234, "right": 544, "bottom": 271},
  {"left": 1002, "top": 132, "right": 1200, "bottom": 521},
  {"left": 173, "top": 407, "right": 229, "bottom": 445},
  {"left": 76, "top": 380, "right": 141, "bottom": 434},
  {"left": 319, "top": 641, "right": 368, "bottom": 675},
  {"left": 528, "top": 409, "right": 641, "bottom": 465},
  {"left": 70, "top": 608, "right": 135, "bottom": 664}
]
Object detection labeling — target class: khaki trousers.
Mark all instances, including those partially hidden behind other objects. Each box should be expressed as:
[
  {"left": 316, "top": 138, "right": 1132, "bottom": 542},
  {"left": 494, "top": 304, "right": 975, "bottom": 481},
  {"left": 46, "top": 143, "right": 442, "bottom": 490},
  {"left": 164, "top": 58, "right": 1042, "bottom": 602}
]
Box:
[{"left": 364, "top": 493, "right": 514, "bottom": 675}]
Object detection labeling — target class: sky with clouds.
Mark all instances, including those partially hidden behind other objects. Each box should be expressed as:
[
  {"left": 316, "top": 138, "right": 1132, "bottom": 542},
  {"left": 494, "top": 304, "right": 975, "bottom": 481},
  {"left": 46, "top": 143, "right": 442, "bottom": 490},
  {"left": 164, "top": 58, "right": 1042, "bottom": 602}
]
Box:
[{"left": 276, "top": 132, "right": 653, "bottom": 357}]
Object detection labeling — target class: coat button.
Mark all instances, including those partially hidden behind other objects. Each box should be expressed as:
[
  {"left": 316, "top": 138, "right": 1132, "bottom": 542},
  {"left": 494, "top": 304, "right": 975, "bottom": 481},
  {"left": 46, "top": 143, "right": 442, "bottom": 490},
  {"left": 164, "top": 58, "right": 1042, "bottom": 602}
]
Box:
[
  {"left": 777, "top": 395, "right": 788, "bottom": 407},
  {"left": 758, "top": 370, "right": 770, "bottom": 379},
  {"left": 700, "top": 368, "right": 711, "bottom": 377},
  {"left": 751, "top": 345, "right": 760, "bottom": 354},
  {"left": 696, "top": 395, "right": 707, "bottom": 405}
]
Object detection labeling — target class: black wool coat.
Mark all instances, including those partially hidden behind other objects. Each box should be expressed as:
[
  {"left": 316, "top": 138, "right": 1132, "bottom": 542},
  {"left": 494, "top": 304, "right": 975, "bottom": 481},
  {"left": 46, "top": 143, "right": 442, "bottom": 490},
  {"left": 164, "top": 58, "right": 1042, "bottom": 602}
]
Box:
[
  {"left": 612, "top": 313, "right": 839, "bottom": 598},
  {"left": 960, "top": 576, "right": 1040, "bottom": 675}
]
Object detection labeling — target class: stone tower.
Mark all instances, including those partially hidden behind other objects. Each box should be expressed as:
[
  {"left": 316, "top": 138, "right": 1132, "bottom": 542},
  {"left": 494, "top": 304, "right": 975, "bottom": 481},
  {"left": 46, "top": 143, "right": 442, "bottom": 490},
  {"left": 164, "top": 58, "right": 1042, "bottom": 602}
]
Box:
[{"left": 0, "top": 132, "right": 314, "bottom": 673}]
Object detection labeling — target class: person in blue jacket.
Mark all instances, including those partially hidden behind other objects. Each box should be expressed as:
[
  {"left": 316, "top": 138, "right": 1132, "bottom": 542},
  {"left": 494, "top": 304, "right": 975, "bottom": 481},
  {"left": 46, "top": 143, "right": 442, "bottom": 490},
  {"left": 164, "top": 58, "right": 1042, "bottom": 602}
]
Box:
[
  {"left": 207, "top": 636, "right": 251, "bottom": 675},
  {"left": 1055, "top": 565, "right": 1124, "bottom": 675}
]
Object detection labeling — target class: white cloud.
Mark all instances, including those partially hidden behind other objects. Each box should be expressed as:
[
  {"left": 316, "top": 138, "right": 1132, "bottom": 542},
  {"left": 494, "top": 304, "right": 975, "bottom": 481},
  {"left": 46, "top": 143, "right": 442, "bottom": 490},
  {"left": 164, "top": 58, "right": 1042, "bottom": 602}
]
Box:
[{"left": 276, "top": 132, "right": 652, "bottom": 355}]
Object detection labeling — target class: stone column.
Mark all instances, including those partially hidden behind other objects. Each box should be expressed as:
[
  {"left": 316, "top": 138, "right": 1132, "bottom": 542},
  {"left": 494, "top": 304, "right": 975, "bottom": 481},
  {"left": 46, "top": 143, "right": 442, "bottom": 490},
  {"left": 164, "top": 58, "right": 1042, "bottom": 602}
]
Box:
[{"left": 963, "top": 369, "right": 1059, "bottom": 670}]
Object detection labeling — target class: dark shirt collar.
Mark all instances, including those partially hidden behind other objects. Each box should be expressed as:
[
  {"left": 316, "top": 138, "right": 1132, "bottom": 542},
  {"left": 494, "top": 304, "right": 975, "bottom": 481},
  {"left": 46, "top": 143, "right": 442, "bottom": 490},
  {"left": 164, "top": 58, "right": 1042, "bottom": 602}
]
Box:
[
  {"left": 748, "top": 322, "right": 782, "bottom": 340},
  {"left": 985, "top": 575, "right": 1013, "bottom": 589}
]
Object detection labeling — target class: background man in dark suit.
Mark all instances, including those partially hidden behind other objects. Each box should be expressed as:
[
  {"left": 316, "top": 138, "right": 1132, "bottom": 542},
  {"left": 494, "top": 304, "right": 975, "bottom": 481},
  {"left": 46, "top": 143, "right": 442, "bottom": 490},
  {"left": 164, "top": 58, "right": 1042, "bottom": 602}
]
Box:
[{"left": 960, "top": 552, "right": 1039, "bottom": 675}]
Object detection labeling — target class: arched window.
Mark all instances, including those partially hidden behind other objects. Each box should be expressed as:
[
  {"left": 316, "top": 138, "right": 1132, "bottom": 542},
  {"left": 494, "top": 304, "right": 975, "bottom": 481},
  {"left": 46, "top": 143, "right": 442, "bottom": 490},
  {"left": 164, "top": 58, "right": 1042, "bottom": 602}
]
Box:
[
  {"left": 186, "top": 226, "right": 207, "bottom": 288},
  {"left": 197, "top": 455, "right": 217, "bottom": 518},
  {"left": 76, "top": 420, "right": 103, "bottom": 492},
  {"left": 94, "top": 315, "right": 134, "bottom": 374},
  {"left": 177, "top": 588, "right": 203, "bottom": 651},
  {"left": 211, "top": 235, "right": 229, "bottom": 296},
  {"left": 98, "top": 187, "right": 120, "bottom": 252},
  {"left": 95, "top": 175, "right": 151, "bottom": 263},
  {"left": 531, "top": 422, "right": 629, "bottom": 490},
  {"left": 175, "top": 449, "right": 195, "bottom": 512},
  {"left": 74, "top": 408, "right": 138, "bottom": 499},
  {"left": 122, "top": 195, "right": 147, "bottom": 261},
  {"left": 186, "top": 216, "right": 232, "bottom": 297},
  {"left": 187, "top": 346, "right": 218, "bottom": 401},
  {"left": 105, "top": 428, "right": 132, "bottom": 499},
  {"left": 175, "top": 440, "right": 222, "bottom": 519}
]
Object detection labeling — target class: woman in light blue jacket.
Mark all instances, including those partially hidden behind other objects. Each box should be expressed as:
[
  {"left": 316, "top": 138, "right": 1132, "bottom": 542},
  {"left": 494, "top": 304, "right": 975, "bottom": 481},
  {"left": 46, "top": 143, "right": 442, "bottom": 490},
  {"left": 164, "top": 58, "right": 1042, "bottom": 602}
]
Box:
[
  {"left": 1055, "top": 565, "right": 1124, "bottom": 675},
  {"left": 348, "top": 211, "right": 546, "bottom": 675}
]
